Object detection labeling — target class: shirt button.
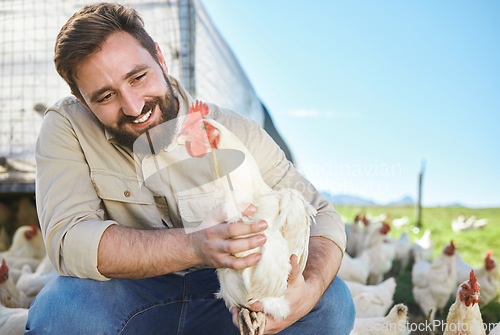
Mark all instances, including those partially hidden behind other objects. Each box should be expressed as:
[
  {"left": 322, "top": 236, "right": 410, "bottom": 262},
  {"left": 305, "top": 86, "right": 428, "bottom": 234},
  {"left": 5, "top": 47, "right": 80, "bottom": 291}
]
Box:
[{"left": 124, "top": 190, "right": 131, "bottom": 197}]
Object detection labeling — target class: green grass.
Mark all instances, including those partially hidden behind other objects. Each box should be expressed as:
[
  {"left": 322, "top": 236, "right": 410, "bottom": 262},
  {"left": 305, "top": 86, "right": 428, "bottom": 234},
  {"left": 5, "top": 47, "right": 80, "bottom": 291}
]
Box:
[{"left": 336, "top": 205, "right": 500, "bottom": 333}]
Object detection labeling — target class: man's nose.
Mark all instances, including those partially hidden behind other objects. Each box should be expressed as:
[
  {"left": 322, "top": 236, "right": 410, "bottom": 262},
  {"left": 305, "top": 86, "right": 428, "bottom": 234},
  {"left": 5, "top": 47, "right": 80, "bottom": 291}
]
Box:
[{"left": 119, "top": 91, "right": 143, "bottom": 117}]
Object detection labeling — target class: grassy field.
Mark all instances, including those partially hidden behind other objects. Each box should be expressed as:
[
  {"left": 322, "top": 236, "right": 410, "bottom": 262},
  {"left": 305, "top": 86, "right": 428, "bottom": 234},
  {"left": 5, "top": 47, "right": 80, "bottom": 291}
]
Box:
[{"left": 335, "top": 205, "right": 500, "bottom": 333}]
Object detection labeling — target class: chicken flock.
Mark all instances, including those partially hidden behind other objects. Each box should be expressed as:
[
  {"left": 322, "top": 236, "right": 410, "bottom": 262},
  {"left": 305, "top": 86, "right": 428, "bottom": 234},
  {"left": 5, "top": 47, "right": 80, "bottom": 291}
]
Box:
[
  {"left": 0, "top": 222, "right": 56, "bottom": 335},
  {"left": 2, "top": 100, "right": 498, "bottom": 335},
  {"left": 344, "top": 214, "right": 499, "bottom": 334},
  {"left": 0, "top": 207, "right": 499, "bottom": 334}
]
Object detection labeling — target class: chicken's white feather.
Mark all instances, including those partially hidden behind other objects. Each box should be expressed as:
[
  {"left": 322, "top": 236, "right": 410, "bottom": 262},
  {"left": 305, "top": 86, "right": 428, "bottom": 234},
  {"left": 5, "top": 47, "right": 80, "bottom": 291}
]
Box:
[{"left": 206, "top": 118, "right": 316, "bottom": 320}]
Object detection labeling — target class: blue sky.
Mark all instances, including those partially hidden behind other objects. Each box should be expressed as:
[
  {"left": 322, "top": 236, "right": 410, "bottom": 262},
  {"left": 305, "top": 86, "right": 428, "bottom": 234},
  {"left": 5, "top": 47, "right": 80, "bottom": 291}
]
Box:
[{"left": 202, "top": 0, "right": 500, "bottom": 207}]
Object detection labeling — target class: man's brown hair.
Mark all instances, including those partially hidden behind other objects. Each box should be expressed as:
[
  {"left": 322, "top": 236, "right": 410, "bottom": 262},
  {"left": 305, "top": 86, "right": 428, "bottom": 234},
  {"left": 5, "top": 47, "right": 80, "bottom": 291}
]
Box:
[{"left": 54, "top": 3, "right": 158, "bottom": 100}]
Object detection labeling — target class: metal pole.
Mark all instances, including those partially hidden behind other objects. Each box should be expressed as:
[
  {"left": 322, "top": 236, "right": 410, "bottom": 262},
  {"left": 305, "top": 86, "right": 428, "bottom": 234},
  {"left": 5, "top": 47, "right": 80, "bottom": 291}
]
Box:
[
  {"left": 416, "top": 160, "right": 425, "bottom": 228},
  {"left": 178, "top": 0, "right": 196, "bottom": 96}
]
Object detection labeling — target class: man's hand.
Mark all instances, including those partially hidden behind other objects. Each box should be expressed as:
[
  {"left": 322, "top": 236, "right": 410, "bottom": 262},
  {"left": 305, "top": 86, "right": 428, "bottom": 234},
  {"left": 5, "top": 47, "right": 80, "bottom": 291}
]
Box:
[
  {"left": 188, "top": 204, "right": 268, "bottom": 270},
  {"left": 231, "top": 254, "right": 319, "bottom": 334},
  {"left": 230, "top": 238, "right": 342, "bottom": 334}
]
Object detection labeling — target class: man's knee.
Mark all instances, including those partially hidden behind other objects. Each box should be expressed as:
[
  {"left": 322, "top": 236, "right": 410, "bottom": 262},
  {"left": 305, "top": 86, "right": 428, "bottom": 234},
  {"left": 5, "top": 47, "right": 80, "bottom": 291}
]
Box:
[
  {"left": 25, "top": 276, "right": 122, "bottom": 334},
  {"left": 282, "top": 276, "right": 355, "bottom": 335},
  {"left": 314, "top": 276, "right": 356, "bottom": 332}
]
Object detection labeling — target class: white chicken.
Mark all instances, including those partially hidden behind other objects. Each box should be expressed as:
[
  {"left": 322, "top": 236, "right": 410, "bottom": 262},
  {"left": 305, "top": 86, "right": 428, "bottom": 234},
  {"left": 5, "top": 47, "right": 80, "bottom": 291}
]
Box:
[
  {"left": 218, "top": 189, "right": 315, "bottom": 334},
  {"left": 349, "top": 215, "right": 385, "bottom": 258},
  {"left": 350, "top": 303, "right": 409, "bottom": 335},
  {"left": 412, "top": 229, "right": 434, "bottom": 263},
  {"left": 366, "top": 223, "right": 396, "bottom": 285},
  {"left": 456, "top": 251, "right": 499, "bottom": 307},
  {"left": 451, "top": 213, "right": 468, "bottom": 232},
  {"left": 173, "top": 101, "right": 317, "bottom": 334},
  {"left": 391, "top": 216, "right": 409, "bottom": 228},
  {"left": 0, "top": 259, "right": 31, "bottom": 309},
  {"left": 337, "top": 249, "right": 370, "bottom": 284},
  {"left": 368, "top": 213, "right": 388, "bottom": 225},
  {"left": 452, "top": 213, "right": 488, "bottom": 232},
  {"left": 0, "top": 224, "right": 45, "bottom": 271},
  {"left": 16, "top": 256, "right": 58, "bottom": 304},
  {"left": 346, "top": 277, "right": 396, "bottom": 318},
  {"left": 0, "top": 303, "right": 29, "bottom": 335},
  {"left": 344, "top": 214, "right": 362, "bottom": 237},
  {"left": 346, "top": 214, "right": 364, "bottom": 257},
  {"left": 455, "top": 250, "right": 474, "bottom": 287},
  {"left": 358, "top": 215, "right": 380, "bottom": 252},
  {"left": 390, "top": 231, "right": 413, "bottom": 273},
  {"left": 412, "top": 240, "right": 457, "bottom": 324},
  {"left": 477, "top": 252, "right": 499, "bottom": 307},
  {"left": 443, "top": 270, "right": 485, "bottom": 335}
]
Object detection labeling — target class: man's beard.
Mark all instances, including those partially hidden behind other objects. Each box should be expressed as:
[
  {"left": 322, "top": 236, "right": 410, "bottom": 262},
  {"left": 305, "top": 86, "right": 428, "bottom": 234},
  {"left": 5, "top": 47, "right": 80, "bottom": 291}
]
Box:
[{"left": 106, "top": 78, "right": 177, "bottom": 148}]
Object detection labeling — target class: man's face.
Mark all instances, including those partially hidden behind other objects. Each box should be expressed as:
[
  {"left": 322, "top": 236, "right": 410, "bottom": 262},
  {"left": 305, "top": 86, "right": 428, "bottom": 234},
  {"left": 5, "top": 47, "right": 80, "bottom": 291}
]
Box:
[{"left": 74, "top": 31, "right": 177, "bottom": 147}]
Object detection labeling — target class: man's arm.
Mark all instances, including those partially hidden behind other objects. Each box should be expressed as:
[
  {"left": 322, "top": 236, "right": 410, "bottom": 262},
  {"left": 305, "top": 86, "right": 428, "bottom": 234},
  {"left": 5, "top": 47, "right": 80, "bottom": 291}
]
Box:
[
  {"left": 37, "top": 105, "right": 268, "bottom": 280},
  {"left": 97, "top": 205, "right": 268, "bottom": 279},
  {"left": 302, "top": 236, "right": 343, "bottom": 303}
]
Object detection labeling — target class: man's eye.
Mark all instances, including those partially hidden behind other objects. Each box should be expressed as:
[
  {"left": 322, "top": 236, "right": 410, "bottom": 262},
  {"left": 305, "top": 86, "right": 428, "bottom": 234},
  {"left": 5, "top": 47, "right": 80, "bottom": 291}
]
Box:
[
  {"left": 98, "top": 93, "right": 112, "bottom": 103},
  {"left": 134, "top": 73, "right": 146, "bottom": 82}
]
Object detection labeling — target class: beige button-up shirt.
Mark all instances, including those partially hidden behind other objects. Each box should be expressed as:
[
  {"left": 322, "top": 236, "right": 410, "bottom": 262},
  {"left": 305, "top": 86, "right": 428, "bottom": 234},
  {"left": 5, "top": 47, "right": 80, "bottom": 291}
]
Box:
[{"left": 35, "top": 76, "right": 346, "bottom": 281}]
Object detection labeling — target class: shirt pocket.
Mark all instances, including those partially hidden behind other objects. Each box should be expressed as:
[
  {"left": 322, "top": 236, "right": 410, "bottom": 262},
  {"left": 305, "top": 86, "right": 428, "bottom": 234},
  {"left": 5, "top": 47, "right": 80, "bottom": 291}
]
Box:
[
  {"left": 175, "top": 181, "right": 219, "bottom": 231},
  {"left": 91, "top": 170, "right": 154, "bottom": 205}
]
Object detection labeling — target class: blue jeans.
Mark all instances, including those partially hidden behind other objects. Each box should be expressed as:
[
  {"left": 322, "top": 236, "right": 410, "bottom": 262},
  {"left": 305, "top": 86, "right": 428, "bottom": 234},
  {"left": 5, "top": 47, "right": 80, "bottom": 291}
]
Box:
[{"left": 25, "top": 269, "right": 355, "bottom": 334}]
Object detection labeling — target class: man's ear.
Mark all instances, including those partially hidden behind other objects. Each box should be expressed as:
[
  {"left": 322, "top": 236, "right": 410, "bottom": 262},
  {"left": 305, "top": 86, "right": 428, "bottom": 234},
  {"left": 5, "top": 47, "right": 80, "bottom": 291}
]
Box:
[{"left": 155, "top": 43, "right": 168, "bottom": 75}]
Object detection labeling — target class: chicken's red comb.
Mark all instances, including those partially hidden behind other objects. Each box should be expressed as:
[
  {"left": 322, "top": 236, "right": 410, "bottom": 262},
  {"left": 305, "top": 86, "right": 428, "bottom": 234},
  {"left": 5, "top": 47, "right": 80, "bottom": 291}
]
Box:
[
  {"left": 485, "top": 251, "right": 496, "bottom": 271},
  {"left": 0, "top": 259, "right": 7, "bottom": 272},
  {"left": 24, "top": 223, "right": 38, "bottom": 240},
  {"left": 189, "top": 100, "right": 209, "bottom": 117},
  {"left": 0, "top": 259, "right": 8, "bottom": 283},
  {"left": 379, "top": 222, "right": 391, "bottom": 235},
  {"left": 469, "top": 269, "right": 480, "bottom": 293},
  {"left": 444, "top": 240, "right": 456, "bottom": 256},
  {"left": 362, "top": 215, "right": 369, "bottom": 226}
]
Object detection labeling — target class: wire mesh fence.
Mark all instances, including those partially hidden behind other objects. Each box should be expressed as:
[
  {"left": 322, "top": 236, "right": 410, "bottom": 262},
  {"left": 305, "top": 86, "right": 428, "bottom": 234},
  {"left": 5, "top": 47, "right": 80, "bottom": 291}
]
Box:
[{"left": 0, "top": 0, "right": 272, "bottom": 193}]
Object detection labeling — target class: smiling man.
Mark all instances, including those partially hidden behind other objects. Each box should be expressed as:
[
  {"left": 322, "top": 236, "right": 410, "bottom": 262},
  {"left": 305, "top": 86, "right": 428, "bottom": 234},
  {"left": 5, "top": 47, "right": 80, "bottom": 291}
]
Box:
[{"left": 26, "top": 3, "right": 354, "bottom": 334}]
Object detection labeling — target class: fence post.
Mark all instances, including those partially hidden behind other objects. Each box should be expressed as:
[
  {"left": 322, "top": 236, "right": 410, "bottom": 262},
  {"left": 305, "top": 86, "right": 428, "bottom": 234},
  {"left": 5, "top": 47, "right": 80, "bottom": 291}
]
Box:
[{"left": 416, "top": 160, "right": 425, "bottom": 228}]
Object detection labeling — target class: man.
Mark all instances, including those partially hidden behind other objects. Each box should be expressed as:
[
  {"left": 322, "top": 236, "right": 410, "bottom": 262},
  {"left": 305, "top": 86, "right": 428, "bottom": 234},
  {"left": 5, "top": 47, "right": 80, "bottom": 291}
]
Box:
[{"left": 26, "top": 3, "right": 355, "bottom": 334}]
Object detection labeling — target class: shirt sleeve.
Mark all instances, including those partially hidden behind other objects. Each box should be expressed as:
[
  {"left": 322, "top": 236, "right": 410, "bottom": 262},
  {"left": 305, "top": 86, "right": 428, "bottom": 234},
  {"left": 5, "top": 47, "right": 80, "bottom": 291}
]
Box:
[
  {"left": 36, "top": 108, "right": 116, "bottom": 281},
  {"left": 214, "top": 109, "right": 346, "bottom": 254}
]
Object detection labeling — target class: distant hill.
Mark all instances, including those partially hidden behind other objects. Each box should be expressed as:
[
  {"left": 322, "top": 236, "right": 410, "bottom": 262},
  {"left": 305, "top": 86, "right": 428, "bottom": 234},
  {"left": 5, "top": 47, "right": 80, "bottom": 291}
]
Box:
[
  {"left": 321, "top": 192, "right": 415, "bottom": 207},
  {"left": 321, "top": 192, "right": 378, "bottom": 206},
  {"left": 386, "top": 195, "right": 415, "bottom": 206},
  {"left": 435, "top": 202, "right": 466, "bottom": 208}
]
